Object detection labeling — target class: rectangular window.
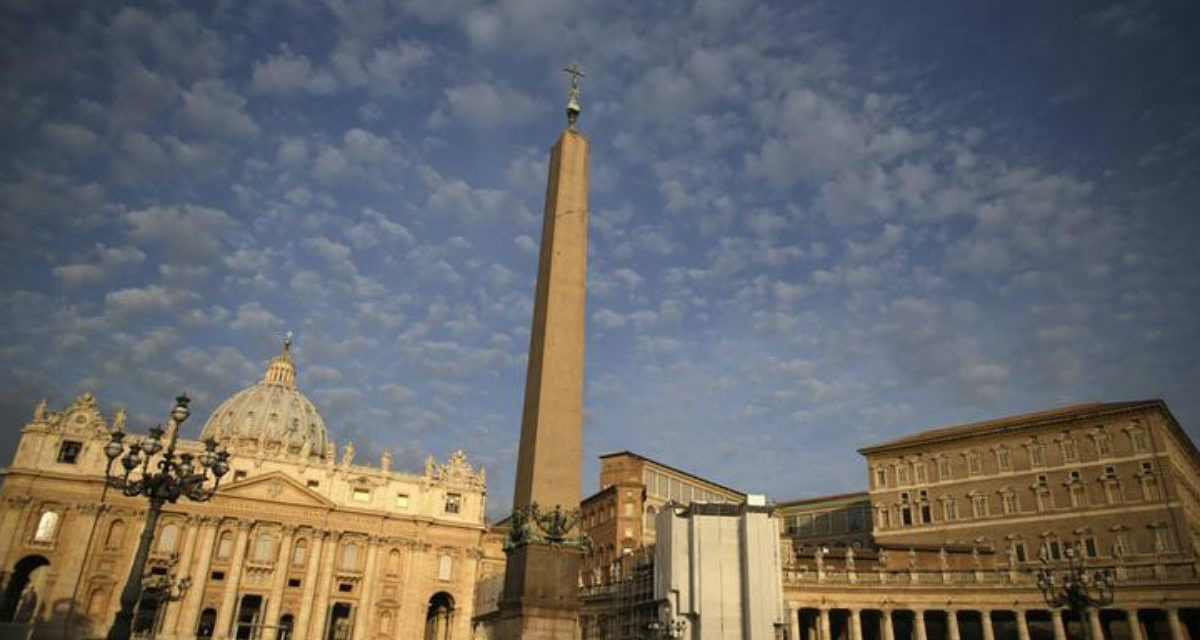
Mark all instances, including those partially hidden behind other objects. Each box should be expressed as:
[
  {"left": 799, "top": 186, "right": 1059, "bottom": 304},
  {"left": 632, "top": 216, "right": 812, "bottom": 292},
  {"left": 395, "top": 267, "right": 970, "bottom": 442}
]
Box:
[
  {"left": 682, "top": 485, "right": 693, "bottom": 503},
  {"left": 875, "top": 467, "right": 888, "bottom": 488},
  {"left": 1083, "top": 537, "right": 1098, "bottom": 557},
  {"left": 1049, "top": 540, "right": 1063, "bottom": 560},
  {"left": 234, "top": 470, "right": 247, "bottom": 481},
  {"left": 1002, "top": 493, "right": 1018, "bottom": 514},
  {"left": 996, "top": 449, "right": 1011, "bottom": 471},
  {"left": 972, "top": 495, "right": 988, "bottom": 518},
  {"left": 1096, "top": 432, "right": 1113, "bottom": 456},
  {"left": 1015, "top": 542, "right": 1027, "bottom": 563},
  {"left": 938, "top": 457, "right": 951, "bottom": 480},
  {"left": 920, "top": 504, "right": 931, "bottom": 523},
  {"left": 623, "top": 502, "right": 633, "bottom": 517},
  {"left": 943, "top": 499, "right": 958, "bottom": 521},
  {"left": 1131, "top": 429, "right": 1149, "bottom": 452},
  {"left": 438, "top": 555, "right": 453, "bottom": 581},
  {"left": 394, "top": 493, "right": 409, "bottom": 509},
  {"left": 669, "top": 478, "right": 682, "bottom": 501},
  {"left": 1030, "top": 445, "right": 1046, "bottom": 467},
  {"left": 352, "top": 488, "right": 371, "bottom": 503},
  {"left": 445, "top": 493, "right": 462, "bottom": 514},
  {"left": 306, "top": 480, "right": 320, "bottom": 488},
  {"left": 57, "top": 441, "right": 82, "bottom": 464},
  {"left": 967, "top": 452, "right": 982, "bottom": 476},
  {"left": 901, "top": 506, "right": 913, "bottom": 526},
  {"left": 914, "top": 463, "right": 928, "bottom": 484},
  {"left": 1062, "top": 439, "right": 1078, "bottom": 462},
  {"left": 287, "top": 578, "right": 301, "bottom": 588},
  {"left": 897, "top": 464, "right": 910, "bottom": 485}
]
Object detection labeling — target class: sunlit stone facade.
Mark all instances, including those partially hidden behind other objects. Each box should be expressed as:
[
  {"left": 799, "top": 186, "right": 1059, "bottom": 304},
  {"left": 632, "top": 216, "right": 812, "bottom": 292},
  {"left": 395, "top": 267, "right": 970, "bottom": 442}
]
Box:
[{"left": 0, "top": 344, "right": 494, "bottom": 640}]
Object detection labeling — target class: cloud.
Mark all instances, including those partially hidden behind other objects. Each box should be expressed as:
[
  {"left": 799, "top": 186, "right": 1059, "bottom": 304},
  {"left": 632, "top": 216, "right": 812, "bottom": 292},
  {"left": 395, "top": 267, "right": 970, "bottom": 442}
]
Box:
[
  {"left": 52, "top": 244, "right": 146, "bottom": 288},
  {"left": 124, "top": 204, "right": 236, "bottom": 264},
  {"left": 434, "top": 81, "right": 542, "bottom": 128},
  {"left": 178, "top": 80, "right": 260, "bottom": 138},
  {"left": 230, "top": 302, "right": 282, "bottom": 332},
  {"left": 252, "top": 47, "right": 338, "bottom": 94}
]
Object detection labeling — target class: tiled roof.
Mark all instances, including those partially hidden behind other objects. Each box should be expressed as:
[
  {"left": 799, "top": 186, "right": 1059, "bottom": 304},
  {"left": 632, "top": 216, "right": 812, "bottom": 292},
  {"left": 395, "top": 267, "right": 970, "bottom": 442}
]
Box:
[
  {"left": 597, "top": 450, "right": 746, "bottom": 497},
  {"left": 857, "top": 400, "right": 1160, "bottom": 454}
]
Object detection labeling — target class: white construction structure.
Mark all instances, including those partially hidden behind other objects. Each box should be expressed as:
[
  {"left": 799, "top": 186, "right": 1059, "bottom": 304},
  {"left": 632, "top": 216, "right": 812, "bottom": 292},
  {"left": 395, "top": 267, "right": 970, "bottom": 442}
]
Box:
[{"left": 655, "top": 495, "right": 787, "bottom": 640}]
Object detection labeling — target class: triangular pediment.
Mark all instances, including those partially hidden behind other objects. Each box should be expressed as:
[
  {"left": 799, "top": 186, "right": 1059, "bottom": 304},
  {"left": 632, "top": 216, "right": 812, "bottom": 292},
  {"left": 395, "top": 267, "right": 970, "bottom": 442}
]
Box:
[{"left": 217, "top": 471, "right": 334, "bottom": 508}]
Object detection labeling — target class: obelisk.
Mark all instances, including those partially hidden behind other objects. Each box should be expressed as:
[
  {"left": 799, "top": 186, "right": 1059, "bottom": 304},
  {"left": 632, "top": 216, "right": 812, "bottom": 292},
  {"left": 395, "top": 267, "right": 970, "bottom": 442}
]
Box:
[{"left": 496, "top": 64, "right": 589, "bottom": 640}]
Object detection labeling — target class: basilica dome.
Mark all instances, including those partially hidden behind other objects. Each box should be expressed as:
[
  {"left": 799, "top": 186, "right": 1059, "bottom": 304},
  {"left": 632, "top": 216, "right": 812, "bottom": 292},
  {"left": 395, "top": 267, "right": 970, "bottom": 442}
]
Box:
[{"left": 199, "top": 338, "right": 331, "bottom": 458}]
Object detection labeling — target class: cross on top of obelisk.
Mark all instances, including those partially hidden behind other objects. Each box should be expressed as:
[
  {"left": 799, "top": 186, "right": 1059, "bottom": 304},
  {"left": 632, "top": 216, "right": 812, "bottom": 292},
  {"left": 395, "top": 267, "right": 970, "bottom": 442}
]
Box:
[{"left": 564, "top": 63, "right": 584, "bottom": 129}]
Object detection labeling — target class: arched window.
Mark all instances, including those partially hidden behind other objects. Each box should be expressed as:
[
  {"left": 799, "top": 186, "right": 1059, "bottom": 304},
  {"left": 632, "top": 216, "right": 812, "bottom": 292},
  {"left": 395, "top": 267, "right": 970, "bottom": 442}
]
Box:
[
  {"left": 340, "top": 543, "right": 359, "bottom": 571},
  {"left": 387, "top": 549, "right": 401, "bottom": 575},
  {"left": 158, "top": 524, "right": 180, "bottom": 552},
  {"left": 291, "top": 540, "right": 307, "bottom": 567},
  {"left": 33, "top": 511, "right": 60, "bottom": 542},
  {"left": 253, "top": 533, "right": 274, "bottom": 562},
  {"left": 197, "top": 608, "right": 217, "bottom": 638},
  {"left": 105, "top": 520, "right": 126, "bottom": 549},
  {"left": 87, "top": 587, "right": 108, "bottom": 617},
  {"left": 216, "top": 532, "right": 234, "bottom": 560}
]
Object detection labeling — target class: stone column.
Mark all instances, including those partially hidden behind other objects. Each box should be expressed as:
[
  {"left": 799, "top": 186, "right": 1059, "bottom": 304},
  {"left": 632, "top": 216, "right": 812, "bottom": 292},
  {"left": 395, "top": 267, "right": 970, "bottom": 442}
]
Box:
[
  {"left": 160, "top": 516, "right": 201, "bottom": 635},
  {"left": 177, "top": 517, "right": 219, "bottom": 637},
  {"left": 982, "top": 611, "right": 995, "bottom": 640},
  {"left": 789, "top": 605, "right": 801, "bottom": 640},
  {"left": 308, "top": 532, "right": 340, "bottom": 640},
  {"left": 948, "top": 611, "right": 961, "bottom": 640},
  {"left": 820, "top": 608, "right": 832, "bottom": 640},
  {"left": 1050, "top": 609, "right": 1067, "bottom": 640},
  {"left": 1087, "top": 608, "right": 1104, "bottom": 640},
  {"left": 850, "top": 609, "right": 863, "bottom": 640},
  {"left": 352, "top": 538, "right": 380, "bottom": 639},
  {"left": 0, "top": 496, "right": 34, "bottom": 568},
  {"left": 914, "top": 610, "right": 928, "bottom": 640},
  {"left": 1166, "top": 609, "right": 1190, "bottom": 640},
  {"left": 264, "top": 526, "right": 297, "bottom": 640},
  {"left": 1016, "top": 610, "right": 1030, "bottom": 640},
  {"left": 294, "top": 531, "right": 325, "bottom": 640},
  {"left": 214, "top": 520, "right": 253, "bottom": 640},
  {"left": 1127, "top": 610, "right": 1145, "bottom": 640},
  {"left": 882, "top": 610, "right": 895, "bottom": 640}
]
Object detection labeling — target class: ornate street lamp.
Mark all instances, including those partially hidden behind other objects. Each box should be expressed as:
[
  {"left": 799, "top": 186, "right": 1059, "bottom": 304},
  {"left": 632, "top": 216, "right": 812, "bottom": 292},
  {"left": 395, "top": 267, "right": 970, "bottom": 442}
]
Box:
[
  {"left": 103, "top": 394, "right": 229, "bottom": 640},
  {"left": 1035, "top": 543, "right": 1115, "bottom": 640},
  {"left": 138, "top": 553, "right": 192, "bottom": 640}
]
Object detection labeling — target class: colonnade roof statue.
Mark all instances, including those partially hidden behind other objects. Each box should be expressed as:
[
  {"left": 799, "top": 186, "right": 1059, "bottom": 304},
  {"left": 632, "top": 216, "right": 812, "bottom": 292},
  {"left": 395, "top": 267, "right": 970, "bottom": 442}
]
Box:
[{"left": 199, "top": 333, "right": 333, "bottom": 459}]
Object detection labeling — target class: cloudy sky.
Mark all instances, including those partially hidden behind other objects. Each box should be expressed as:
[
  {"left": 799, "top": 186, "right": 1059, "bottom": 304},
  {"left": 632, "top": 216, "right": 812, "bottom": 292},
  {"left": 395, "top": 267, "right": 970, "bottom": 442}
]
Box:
[{"left": 2, "top": 0, "right": 1198, "bottom": 519}]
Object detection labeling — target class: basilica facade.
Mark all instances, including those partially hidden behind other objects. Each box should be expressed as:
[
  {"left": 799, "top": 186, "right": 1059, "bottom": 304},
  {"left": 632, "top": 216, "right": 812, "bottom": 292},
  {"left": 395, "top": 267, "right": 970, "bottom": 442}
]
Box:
[{"left": 0, "top": 341, "right": 497, "bottom": 640}]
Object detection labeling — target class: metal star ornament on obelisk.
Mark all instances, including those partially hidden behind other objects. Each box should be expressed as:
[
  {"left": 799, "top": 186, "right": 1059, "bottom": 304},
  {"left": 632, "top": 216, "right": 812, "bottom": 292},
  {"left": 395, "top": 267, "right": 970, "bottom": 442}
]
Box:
[{"left": 494, "top": 65, "right": 590, "bottom": 639}]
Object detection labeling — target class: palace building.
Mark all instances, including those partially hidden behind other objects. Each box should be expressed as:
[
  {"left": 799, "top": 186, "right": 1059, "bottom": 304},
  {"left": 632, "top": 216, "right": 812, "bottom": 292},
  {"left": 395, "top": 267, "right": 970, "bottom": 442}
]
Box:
[
  {"left": 0, "top": 341, "right": 495, "bottom": 640},
  {"left": 575, "top": 400, "right": 1200, "bottom": 640}
]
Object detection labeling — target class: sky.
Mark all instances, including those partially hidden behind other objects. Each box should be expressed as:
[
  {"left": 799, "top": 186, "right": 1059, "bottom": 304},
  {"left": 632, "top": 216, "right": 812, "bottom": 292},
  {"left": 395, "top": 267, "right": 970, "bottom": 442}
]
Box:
[{"left": 2, "top": 0, "right": 1198, "bottom": 521}]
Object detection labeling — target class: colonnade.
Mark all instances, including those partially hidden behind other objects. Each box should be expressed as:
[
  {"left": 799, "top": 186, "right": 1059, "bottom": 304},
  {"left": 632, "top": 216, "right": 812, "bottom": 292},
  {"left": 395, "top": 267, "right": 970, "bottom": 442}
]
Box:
[{"left": 787, "top": 604, "right": 1195, "bottom": 640}]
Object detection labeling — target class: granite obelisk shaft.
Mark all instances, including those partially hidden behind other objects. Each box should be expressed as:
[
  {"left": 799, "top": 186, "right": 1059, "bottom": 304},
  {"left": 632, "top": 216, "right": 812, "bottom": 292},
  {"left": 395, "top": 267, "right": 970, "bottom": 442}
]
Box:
[{"left": 497, "top": 126, "right": 589, "bottom": 640}]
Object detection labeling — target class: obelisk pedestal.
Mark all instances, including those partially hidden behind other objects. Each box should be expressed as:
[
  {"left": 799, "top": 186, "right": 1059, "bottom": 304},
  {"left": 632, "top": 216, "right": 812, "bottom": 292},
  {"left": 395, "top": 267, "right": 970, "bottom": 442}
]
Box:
[{"left": 496, "top": 77, "right": 590, "bottom": 640}]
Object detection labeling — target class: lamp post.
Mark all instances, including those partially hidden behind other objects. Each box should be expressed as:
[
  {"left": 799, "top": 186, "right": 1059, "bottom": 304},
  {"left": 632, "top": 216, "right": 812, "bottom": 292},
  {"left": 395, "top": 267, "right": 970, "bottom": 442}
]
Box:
[
  {"left": 139, "top": 553, "right": 192, "bottom": 640},
  {"left": 1035, "top": 543, "right": 1115, "bottom": 640},
  {"left": 103, "top": 394, "right": 229, "bottom": 640}
]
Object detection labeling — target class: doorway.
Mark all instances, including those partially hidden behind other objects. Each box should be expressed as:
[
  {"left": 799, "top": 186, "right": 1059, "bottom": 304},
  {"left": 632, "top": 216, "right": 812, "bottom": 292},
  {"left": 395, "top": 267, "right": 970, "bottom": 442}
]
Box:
[
  {"left": 325, "top": 602, "right": 353, "bottom": 640},
  {"left": 0, "top": 555, "right": 50, "bottom": 623},
  {"left": 235, "top": 594, "right": 264, "bottom": 640}
]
